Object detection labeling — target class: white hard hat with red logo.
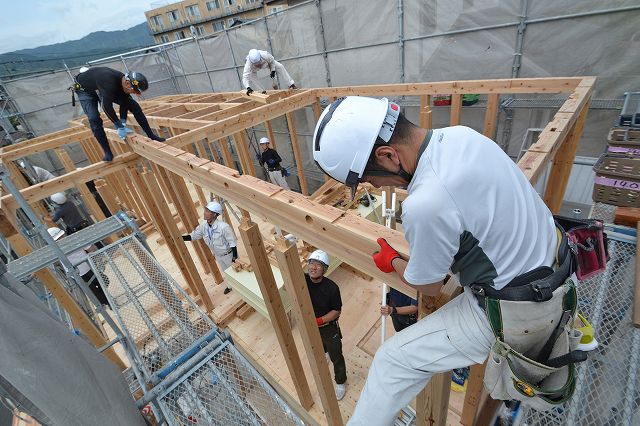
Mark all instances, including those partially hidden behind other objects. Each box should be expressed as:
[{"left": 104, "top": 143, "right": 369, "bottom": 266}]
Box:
[{"left": 312, "top": 96, "right": 400, "bottom": 199}]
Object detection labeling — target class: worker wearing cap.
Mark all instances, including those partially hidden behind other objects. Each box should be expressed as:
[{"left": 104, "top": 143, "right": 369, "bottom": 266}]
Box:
[
  {"left": 182, "top": 201, "right": 237, "bottom": 294},
  {"left": 75, "top": 66, "right": 166, "bottom": 162},
  {"left": 258, "top": 137, "right": 290, "bottom": 190},
  {"left": 46, "top": 192, "right": 90, "bottom": 235},
  {"left": 380, "top": 287, "right": 418, "bottom": 332},
  {"left": 313, "top": 97, "right": 564, "bottom": 424},
  {"left": 306, "top": 249, "right": 347, "bottom": 401},
  {"left": 242, "top": 49, "right": 296, "bottom": 95}
]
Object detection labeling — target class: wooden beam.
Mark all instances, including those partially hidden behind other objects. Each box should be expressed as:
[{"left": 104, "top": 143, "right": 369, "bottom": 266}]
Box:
[
  {"left": 285, "top": 112, "right": 308, "bottom": 195},
  {"left": 265, "top": 120, "right": 277, "bottom": 150},
  {"left": 238, "top": 218, "right": 314, "bottom": 410},
  {"left": 460, "top": 362, "right": 487, "bottom": 425},
  {"left": 449, "top": 94, "right": 462, "bottom": 126},
  {"left": 0, "top": 128, "right": 91, "bottom": 161},
  {"left": 543, "top": 100, "right": 590, "bottom": 213},
  {"left": 128, "top": 135, "right": 417, "bottom": 297},
  {"left": 233, "top": 131, "right": 256, "bottom": 177},
  {"left": 420, "top": 95, "right": 432, "bottom": 129},
  {"left": 483, "top": 93, "right": 500, "bottom": 139},
  {"left": 274, "top": 236, "right": 344, "bottom": 425}
]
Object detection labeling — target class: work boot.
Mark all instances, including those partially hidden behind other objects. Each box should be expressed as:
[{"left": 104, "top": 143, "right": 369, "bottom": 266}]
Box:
[
  {"left": 149, "top": 133, "right": 166, "bottom": 142},
  {"left": 224, "top": 287, "right": 232, "bottom": 295},
  {"left": 102, "top": 149, "right": 113, "bottom": 162},
  {"left": 335, "top": 383, "right": 346, "bottom": 401},
  {"left": 289, "top": 84, "right": 297, "bottom": 89}
]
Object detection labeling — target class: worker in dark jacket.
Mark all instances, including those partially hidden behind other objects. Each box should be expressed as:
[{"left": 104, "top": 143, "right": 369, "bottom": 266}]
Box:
[
  {"left": 258, "top": 137, "right": 289, "bottom": 189},
  {"left": 46, "top": 192, "right": 90, "bottom": 235},
  {"left": 75, "top": 66, "right": 165, "bottom": 162},
  {"left": 380, "top": 287, "right": 418, "bottom": 332}
]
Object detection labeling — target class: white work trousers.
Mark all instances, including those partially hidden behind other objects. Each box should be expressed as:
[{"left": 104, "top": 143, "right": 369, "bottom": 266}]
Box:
[
  {"left": 349, "top": 288, "right": 494, "bottom": 426},
  {"left": 215, "top": 250, "right": 234, "bottom": 272},
  {"left": 268, "top": 169, "right": 289, "bottom": 190}
]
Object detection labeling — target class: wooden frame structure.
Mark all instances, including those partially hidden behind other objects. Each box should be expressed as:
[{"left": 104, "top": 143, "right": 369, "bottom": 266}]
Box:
[{"left": 0, "top": 77, "right": 594, "bottom": 425}]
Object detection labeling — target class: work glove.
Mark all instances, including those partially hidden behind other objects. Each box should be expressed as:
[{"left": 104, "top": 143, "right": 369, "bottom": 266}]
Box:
[
  {"left": 372, "top": 238, "right": 400, "bottom": 273},
  {"left": 261, "top": 91, "right": 267, "bottom": 94},
  {"left": 270, "top": 70, "right": 276, "bottom": 79},
  {"left": 116, "top": 127, "right": 129, "bottom": 139},
  {"left": 182, "top": 235, "right": 192, "bottom": 242},
  {"left": 289, "top": 84, "right": 297, "bottom": 90},
  {"left": 255, "top": 153, "right": 261, "bottom": 161},
  {"left": 246, "top": 87, "right": 253, "bottom": 95},
  {"left": 120, "top": 120, "right": 134, "bottom": 134},
  {"left": 231, "top": 247, "right": 238, "bottom": 262},
  {"left": 316, "top": 317, "right": 324, "bottom": 326}
]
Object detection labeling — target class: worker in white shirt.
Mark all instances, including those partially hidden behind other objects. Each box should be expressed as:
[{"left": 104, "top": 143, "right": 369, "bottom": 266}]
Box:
[
  {"left": 182, "top": 201, "right": 237, "bottom": 294},
  {"left": 243, "top": 49, "right": 296, "bottom": 95},
  {"left": 17, "top": 160, "right": 56, "bottom": 183}
]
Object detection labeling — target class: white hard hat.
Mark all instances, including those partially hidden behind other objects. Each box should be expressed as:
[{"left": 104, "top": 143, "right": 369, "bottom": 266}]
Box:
[
  {"left": 308, "top": 249, "right": 329, "bottom": 268},
  {"left": 313, "top": 96, "right": 400, "bottom": 199},
  {"left": 259, "top": 137, "right": 270, "bottom": 145},
  {"left": 47, "top": 227, "right": 65, "bottom": 241},
  {"left": 206, "top": 201, "right": 222, "bottom": 215},
  {"left": 51, "top": 192, "right": 67, "bottom": 204},
  {"left": 79, "top": 66, "right": 89, "bottom": 73},
  {"left": 17, "top": 160, "right": 26, "bottom": 168},
  {"left": 248, "top": 49, "right": 262, "bottom": 64},
  {"left": 283, "top": 233, "right": 297, "bottom": 245}
]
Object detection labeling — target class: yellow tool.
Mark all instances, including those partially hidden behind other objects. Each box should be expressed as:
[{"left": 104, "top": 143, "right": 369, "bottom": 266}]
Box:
[{"left": 574, "top": 313, "right": 598, "bottom": 351}]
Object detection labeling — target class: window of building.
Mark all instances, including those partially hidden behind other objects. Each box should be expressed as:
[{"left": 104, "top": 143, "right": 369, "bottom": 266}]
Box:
[
  {"left": 150, "top": 15, "right": 163, "bottom": 26},
  {"left": 206, "top": 0, "right": 220, "bottom": 11},
  {"left": 245, "top": 0, "right": 258, "bottom": 4},
  {"left": 167, "top": 10, "right": 180, "bottom": 22},
  {"left": 175, "top": 30, "right": 186, "bottom": 39},
  {"left": 225, "top": 0, "right": 235, "bottom": 6},
  {"left": 271, "top": 6, "right": 284, "bottom": 13},
  {"left": 186, "top": 4, "right": 201, "bottom": 18},
  {"left": 212, "top": 21, "right": 224, "bottom": 32},
  {"left": 227, "top": 18, "right": 234, "bottom": 26},
  {"left": 160, "top": 34, "right": 170, "bottom": 43},
  {"left": 193, "top": 25, "right": 205, "bottom": 36}
]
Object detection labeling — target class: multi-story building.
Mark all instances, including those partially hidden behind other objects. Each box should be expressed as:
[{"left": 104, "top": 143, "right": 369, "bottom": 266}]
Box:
[{"left": 145, "top": 0, "right": 291, "bottom": 44}]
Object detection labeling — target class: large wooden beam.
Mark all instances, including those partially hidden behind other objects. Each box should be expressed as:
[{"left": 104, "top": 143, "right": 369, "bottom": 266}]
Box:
[
  {"left": 274, "top": 236, "right": 344, "bottom": 425},
  {"left": 285, "top": 112, "right": 308, "bottom": 195},
  {"left": 238, "top": 218, "right": 314, "bottom": 410},
  {"left": 128, "top": 136, "right": 417, "bottom": 297},
  {"left": 0, "top": 129, "right": 92, "bottom": 161}
]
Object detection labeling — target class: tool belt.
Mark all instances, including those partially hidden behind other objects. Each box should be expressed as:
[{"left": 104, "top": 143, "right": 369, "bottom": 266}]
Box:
[
  {"left": 267, "top": 165, "right": 281, "bottom": 172},
  {"left": 318, "top": 319, "right": 338, "bottom": 328},
  {"left": 478, "top": 215, "right": 609, "bottom": 411}
]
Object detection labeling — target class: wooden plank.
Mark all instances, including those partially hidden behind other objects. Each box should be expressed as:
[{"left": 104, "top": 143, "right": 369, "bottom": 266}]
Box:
[
  {"left": 265, "top": 120, "right": 277, "bottom": 150},
  {"left": 614, "top": 207, "right": 640, "bottom": 227},
  {"left": 273, "top": 236, "right": 343, "bottom": 425},
  {"left": 0, "top": 128, "right": 91, "bottom": 161},
  {"left": 285, "top": 112, "right": 308, "bottom": 195},
  {"left": 543, "top": 100, "right": 590, "bottom": 213},
  {"left": 236, "top": 303, "right": 255, "bottom": 320},
  {"left": 460, "top": 362, "right": 487, "bottom": 425},
  {"left": 238, "top": 218, "right": 314, "bottom": 410},
  {"left": 420, "top": 95, "right": 432, "bottom": 129},
  {"left": 483, "top": 93, "right": 500, "bottom": 139},
  {"left": 449, "top": 94, "right": 462, "bottom": 126},
  {"left": 234, "top": 131, "right": 257, "bottom": 177}
]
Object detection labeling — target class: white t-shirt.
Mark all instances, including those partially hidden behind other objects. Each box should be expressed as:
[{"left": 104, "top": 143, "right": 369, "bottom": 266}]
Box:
[
  {"left": 65, "top": 245, "right": 93, "bottom": 276},
  {"left": 402, "top": 126, "right": 556, "bottom": 290}
]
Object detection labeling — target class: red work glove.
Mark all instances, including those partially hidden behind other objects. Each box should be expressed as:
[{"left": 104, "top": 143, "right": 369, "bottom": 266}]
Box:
[
  {"left": 316, "top": 317, "right": 324, "bottom": 326},
  {"left": 373, "top": 238, "right": 400, "bottom": 273}
]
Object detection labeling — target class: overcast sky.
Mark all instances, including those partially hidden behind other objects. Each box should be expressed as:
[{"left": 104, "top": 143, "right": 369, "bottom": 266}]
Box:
[{"left": 0, "top": 1, "right": 154, "bottom": 54}]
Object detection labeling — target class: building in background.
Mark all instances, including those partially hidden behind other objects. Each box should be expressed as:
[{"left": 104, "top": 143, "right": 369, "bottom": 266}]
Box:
[{"left": 145, "top": 0, "right": 292, "bottom": 44}]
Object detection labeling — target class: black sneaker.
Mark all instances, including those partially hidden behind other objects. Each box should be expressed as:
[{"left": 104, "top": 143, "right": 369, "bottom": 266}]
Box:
[
  {"left": 224, "top": 287, "right": 232, "bottom": 294},
  {"left": 150, "top": 134, "right": 166, "bottom": 142}
]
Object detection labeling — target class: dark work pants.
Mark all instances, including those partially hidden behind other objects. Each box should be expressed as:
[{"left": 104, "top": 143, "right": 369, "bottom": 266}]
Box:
[
  {"left": 319, "top": 322, "right": 347, "bottom": 384},
  {"left": 391, "top": 313, "right": 417, "bottom": 332},
  {"left": 82, "top": 270, "right": 109, "bottom": 306}
]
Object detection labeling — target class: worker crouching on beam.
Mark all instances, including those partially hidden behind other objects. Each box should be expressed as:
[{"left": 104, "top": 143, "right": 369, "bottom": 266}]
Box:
[
  {"left": 313, "top": 97, "right": 579, "bottom": 424},
  {"left": 74, "top": 66, "right": 166, "bottom": 161}
]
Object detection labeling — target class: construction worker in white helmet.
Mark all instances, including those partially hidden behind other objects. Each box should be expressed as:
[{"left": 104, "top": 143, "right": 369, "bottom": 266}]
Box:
[
  {"left": 305, "top": 249, "right": 347, "bottom": 400},
  {"left": 183, "top": 201, "right": 237, "bottom": 294},
  {"left": 313, "top": 97, "right": 576, "bottom": 423},
  {"left": 45, "top": 192, "right": 91, "bottom": 235},
  {"left": 258, "top": 137, "right": 290, "bottom": 190},
  {"left": 243, "top": 48, "right": 296, "bottom": 96},
  {"left": 47, "top": 227, "right": 109, "bottom": 306}
]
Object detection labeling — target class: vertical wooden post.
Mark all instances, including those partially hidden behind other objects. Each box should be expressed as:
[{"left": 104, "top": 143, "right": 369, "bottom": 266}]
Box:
[
  {"left": 285, "top": 112, "right": 308, "bottom": 195},
  {"left": 217, "top": 138, "right": 236, "bottom": 170},
  {"left": 274, "top": 236, "right": 344, "bottom": 425},
  {"left": 238, "top": 218, "right": 314, "bottom": 410},
  {"left": 232, "top": 132, "right": 257, "bottom": 177},
  {"left": 483, "top": 93, "right": 500, "bottom": 139},
  {"left": 450, "top": 94, "right": 462, "bottom": 126},
  {"left": 420, "top": 95, "right": 432, "bottom": 129},
  {"left": 460, "top": 362, "right": 488, "bottom": 425},
  {"left": 265, "top": 120, "right": 277, "bottom": 150},
  {"left": 4, "top": 160, "right": 49, "bottom": 219},
  {"left": 415, "top": 281, "right": 461, "bottom": 426},
  {"left": 543, "top": 102, "right": 590, "bottom": 213}
]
